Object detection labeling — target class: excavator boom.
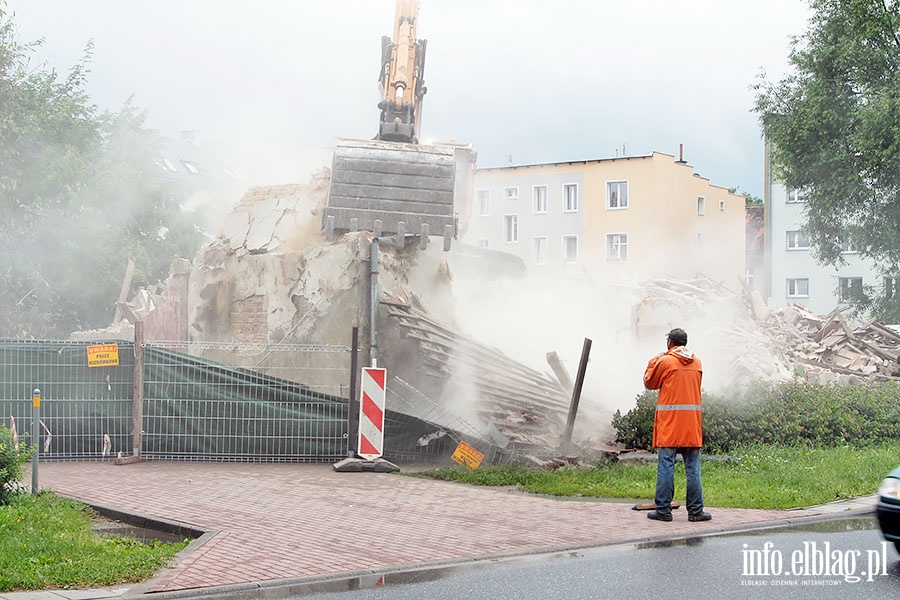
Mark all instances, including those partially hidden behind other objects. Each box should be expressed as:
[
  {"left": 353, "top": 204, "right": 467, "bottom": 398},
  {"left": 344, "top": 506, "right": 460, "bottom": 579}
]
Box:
[
  {"left": 323, "top": 0, "right": 467, "bottom": 250},
  {"left": 377, "top": 0, "right": 426, "bottom": 143}
]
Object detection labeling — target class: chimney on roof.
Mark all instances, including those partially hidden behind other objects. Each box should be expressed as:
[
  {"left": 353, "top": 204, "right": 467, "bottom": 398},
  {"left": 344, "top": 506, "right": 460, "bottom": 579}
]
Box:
[{"left": 676, "top": 143, "right": 687, "bottom": 164}]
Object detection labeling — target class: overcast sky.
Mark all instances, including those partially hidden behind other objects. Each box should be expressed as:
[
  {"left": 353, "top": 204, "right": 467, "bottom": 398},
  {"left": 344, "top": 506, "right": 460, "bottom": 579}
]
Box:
[{"left": 7, "top": 0, "right": 812, "bottom": 198}]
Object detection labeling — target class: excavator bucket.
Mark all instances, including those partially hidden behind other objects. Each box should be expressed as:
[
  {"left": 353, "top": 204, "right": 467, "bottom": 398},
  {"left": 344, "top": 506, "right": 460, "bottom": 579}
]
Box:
[{"left": 323, "top": 139, "right": 457, "bottom": 250}]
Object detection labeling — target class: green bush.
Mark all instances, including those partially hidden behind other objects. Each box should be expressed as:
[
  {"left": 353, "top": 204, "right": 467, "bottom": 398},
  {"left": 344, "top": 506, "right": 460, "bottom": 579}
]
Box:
[
  {"left": 0, "top": 426, "right": 34, "bottom": 505},
  {"left": 612, "top": 381, "right": 900, "bottom": 453},
  {"left": 611, "top": 391, "right": 656, "bottom": 450}
]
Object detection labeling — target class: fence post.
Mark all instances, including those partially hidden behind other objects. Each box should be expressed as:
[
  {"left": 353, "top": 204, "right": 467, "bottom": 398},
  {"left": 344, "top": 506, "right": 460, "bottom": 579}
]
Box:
[
  {"left": 347, "top": 327, "right": 359, "bottom": 457},
  {"left": 31, "top": 388, "right": 40, "bottom": 494},
  {"left": 132, "top": 322, "right": 144, "bottom": 458}
]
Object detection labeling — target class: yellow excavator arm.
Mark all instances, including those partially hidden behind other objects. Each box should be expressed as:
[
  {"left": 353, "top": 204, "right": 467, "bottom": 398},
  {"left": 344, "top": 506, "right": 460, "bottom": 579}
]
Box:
[
  {"left": 377, "top": 0, "right": 426, "bottom": 143},
  {"left": 324, "top": 0, "right": 469, "bottom": 251}
]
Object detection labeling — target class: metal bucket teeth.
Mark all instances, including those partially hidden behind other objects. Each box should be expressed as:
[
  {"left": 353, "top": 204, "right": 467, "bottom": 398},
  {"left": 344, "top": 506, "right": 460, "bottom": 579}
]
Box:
[{"left": 324, "top": 139, "right": 457, "bottom": 245}]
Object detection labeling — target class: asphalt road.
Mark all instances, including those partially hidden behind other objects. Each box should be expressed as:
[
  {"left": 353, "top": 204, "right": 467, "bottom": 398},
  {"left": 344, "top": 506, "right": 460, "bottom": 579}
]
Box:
[{"left": 289, "top": 518, "right": 900, "bottom": 600}]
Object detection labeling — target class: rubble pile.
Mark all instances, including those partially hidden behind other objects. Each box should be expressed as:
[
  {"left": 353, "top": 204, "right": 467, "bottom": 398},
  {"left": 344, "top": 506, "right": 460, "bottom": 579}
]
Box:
[
  {"left": 764, "top": 304, "right": 900, "bottom": 381},
  {"left": 635, "top": 274, "right": 900, "bottom": 385}
]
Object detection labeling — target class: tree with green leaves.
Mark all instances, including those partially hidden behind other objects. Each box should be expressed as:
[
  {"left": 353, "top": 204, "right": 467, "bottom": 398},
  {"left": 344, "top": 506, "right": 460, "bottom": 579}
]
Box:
[
  {"left": 0, "top": 3, "right": 202, "bottom": 338},
  {"left": 754, "top": 0, "right": 900, "bottom": 322}
]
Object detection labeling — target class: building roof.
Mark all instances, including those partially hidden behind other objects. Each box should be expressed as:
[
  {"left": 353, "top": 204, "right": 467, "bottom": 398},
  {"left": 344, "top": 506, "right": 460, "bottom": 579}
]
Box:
[{"left": 475, "top": 151, "right": 742, "bottom": 195}]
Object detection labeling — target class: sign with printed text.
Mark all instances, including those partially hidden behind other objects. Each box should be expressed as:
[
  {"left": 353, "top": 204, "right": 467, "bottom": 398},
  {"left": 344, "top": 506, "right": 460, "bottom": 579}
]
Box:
[
  {"left": 451, "top": 440, "right": 484, "bottom": 470},
  {"left": 87, "top": 344, "right": 119, "bottom": 368}
]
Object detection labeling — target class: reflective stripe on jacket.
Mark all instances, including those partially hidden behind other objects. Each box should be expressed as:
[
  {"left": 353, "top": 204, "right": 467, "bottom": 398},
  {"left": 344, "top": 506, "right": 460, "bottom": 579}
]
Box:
[{"left": 643, "top": 346, "right": 703, "bottom": 448}]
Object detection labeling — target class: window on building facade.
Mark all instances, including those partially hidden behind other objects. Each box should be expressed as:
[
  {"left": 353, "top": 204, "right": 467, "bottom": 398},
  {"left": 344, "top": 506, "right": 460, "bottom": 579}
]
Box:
[
  {"left": 719, "top": 199, "right": 726, "bottom": 211},
  {"left": 696, "top": 232, "right": 702, "bottom": 244},
  {"left": 697, "top": 196, "right": 705, "bottom": 216},
  {"left": 839, "top": 277, "right": 864, "bottom": 301},
  {"left": 606, "top": 233, "right": 628, "bottom": 262},
  {"left": 786, "top": 230, "right": 810, "bottom": 250},
  {"left": 607, "top": 181, "right": 628, "bottom": 209},
  {"left": 840, "top": 238, "right": 859, "bottom": 253},
  {"left": 533, "top": 237, "right": 548, "bottom": 264},
  {"left": 563, "top": 235, "right": 578, "bottom": 263},
  {"left": 477, "top": 190, "right": 490, "bottom": 216},
  {"left": 503, "top": 214, "right": 519, "bottom": 243},
  {"left": 884, "top": 276, "right": 899, "bottom": 300},
  {"left": 533, "top": 185, "right": 548, "bottom": 214},
  {"left": 786, "top": 188, "right": 806, "bottom": 203},
  {"left": 563, "top": 183, "right": 578, "bottom": 212},
  {"left": 786, "top": 278, "right": 809, "bottom": 298},
  {"left": 504, "top": 187, "right": 518, "bottom": 201},
  {"left": 476, "top": 239, "right": 489, "bottom": 249}
]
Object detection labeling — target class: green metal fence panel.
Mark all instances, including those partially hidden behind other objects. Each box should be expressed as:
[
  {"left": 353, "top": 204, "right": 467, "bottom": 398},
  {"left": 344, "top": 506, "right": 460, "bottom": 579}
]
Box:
[
  {"left": 0, "top": 339, "right": 134, "bottom": 459},
  {"left": 1, "top": 339, "right": 472, "bottom": 464},
  {"left": 140, "top": 344, "right": 350, "bottom": 462}
]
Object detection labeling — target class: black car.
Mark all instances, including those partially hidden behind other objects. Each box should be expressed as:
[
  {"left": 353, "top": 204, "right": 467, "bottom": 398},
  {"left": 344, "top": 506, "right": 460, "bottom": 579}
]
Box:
[{"left": 877, "top": 465, "right": 900, "bottom": 552}]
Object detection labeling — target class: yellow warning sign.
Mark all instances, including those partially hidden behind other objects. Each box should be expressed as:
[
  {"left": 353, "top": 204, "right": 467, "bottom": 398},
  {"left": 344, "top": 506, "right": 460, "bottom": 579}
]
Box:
[
  {"left": 451, "top": 440, "right": 484, "bottom": 470},
  {"left": 87, "top": 344, "right": 119, "bottom": 368}
]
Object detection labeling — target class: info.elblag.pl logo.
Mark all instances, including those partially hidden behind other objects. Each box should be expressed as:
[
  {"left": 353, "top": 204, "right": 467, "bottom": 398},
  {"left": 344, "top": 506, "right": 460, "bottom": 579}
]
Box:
[{"left": 740, "top": 540, "right": 891, "bottom": 586}]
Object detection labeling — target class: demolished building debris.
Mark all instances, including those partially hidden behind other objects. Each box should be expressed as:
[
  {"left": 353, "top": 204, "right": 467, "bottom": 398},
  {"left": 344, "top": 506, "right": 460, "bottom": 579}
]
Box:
[
  {"left": 75, "top": 170, "right": 900, "bottom": 462},
  {"left": 180, "top": 176, "right": 578, "bottom": 458},
  {"left": 634, "top": 273, "right": 900, "bottom": 385}
]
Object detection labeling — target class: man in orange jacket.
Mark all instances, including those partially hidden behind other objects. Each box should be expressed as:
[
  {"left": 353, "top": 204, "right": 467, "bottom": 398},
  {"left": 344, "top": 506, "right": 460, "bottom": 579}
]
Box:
[{"left": 643, "top": 327, "right": 711, "bottom": 522}]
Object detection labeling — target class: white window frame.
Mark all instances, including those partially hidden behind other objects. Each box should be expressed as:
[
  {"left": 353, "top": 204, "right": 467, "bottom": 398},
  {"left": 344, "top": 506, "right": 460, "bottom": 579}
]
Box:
[
  {"left": 840, "top": 238, "right": 859, "bottom": 254},
  {"left": 562, "top": 235, "right": 578, "bottom": 263},
  {"left": 503, "top": 214, "right": 519, "bottom": 243},
  {"left": 476, "top": 189, "right": 490, "bottom": 216},
  {"left": 533, "top": 185, "right": 548, "bottom": 214},
  {"left": 533, "top": 236, "right": 548, "bottom": 264},
  {"left": 786, "top": 278, "right": 809, "bottom": 298},
  {"left": 786, "top": 230, "right": 810, "bottom": 250},
  {"left": 786, "top": 188, "right": 806, "bottom": 203},
  {"left": 606, "top": 180, "right": 629, "bottom": 210},
  {"left": 606, "top": 232, "right": 628, "bottom": 262},
  {"left": 697, "top": 196, "right": 706, "bottom": 216},
  {"left": 839, "top": 276, "right": 863, "bottom": 301},
  {"left": 504, "top": 186, "right": 519, "bottom": 201},
  {"left": 563, "top": 183, "right": 579, "bottom": 213}
]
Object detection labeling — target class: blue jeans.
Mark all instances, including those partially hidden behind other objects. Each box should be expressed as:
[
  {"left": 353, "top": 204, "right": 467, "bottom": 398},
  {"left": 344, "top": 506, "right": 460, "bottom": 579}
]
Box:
[{"left": 655, "top": 447, "right": 704, "bottom": 516}]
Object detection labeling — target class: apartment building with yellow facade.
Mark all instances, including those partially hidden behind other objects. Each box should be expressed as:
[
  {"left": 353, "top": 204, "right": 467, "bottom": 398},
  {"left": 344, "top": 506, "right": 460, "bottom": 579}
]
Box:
[{"left": 461, "top": 152, "right": 746, "bottom": 287}]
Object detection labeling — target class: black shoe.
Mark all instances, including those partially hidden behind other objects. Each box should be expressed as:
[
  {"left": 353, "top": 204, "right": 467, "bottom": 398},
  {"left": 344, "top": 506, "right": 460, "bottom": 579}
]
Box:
[
  {"left": 688, "top": 511, "right": 712, "bottom": 522},
  {"left": 647, "top": 511, "right": 673, "bottom": 522}
]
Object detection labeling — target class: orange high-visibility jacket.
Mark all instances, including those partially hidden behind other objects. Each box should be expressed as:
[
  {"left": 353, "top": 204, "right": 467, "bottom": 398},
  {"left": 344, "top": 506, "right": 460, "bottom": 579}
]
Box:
[{"left": 643, "top": 346, "right": 703, "bottom": 448}]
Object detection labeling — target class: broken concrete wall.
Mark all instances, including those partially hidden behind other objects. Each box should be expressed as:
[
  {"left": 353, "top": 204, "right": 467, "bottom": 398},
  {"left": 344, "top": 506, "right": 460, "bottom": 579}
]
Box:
[{"left": 186, "top": 172, "right": 467, "bottom": 403}]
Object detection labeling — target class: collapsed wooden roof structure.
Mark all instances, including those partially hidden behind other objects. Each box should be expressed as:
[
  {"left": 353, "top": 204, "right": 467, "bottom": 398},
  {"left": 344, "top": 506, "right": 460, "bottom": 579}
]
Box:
[{"left": 380, "top": 293, "right": 573, "bottom": 454}]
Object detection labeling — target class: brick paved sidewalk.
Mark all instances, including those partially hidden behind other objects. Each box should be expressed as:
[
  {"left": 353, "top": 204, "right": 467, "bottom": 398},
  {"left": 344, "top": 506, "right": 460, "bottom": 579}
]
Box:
[{"left": 31, "top": 461, "right": 830, "bottom": 593}]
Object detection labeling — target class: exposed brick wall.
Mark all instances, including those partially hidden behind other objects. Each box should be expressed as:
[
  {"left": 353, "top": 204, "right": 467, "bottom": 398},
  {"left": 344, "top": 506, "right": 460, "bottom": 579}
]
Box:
[{"left": 230, "top": 295, "right": 269, "bottom": 344}]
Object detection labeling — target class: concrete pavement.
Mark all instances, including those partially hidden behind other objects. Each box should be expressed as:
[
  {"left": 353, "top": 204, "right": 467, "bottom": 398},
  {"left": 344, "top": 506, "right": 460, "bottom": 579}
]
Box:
[{"left": 0, "top": 461, "right": 878, "bottom": 599}]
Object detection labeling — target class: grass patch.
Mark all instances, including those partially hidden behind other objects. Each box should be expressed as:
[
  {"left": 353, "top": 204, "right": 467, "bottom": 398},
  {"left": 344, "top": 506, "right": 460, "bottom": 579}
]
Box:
[
  {"left": 414, "top": 443, "right": 899, "bottom": 510},
  {"left": 0, "top": 492, "right": 188, "bottom": 592}
]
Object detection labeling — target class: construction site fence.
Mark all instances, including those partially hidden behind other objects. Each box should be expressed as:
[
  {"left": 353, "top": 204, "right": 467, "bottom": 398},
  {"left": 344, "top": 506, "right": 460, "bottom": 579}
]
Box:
[{"left": 0, "top": 339, "right": 465, "bottom": 464}]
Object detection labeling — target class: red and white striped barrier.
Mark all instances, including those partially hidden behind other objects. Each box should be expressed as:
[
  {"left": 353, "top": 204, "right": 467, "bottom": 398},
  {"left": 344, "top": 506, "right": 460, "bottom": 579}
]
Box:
[{"left": 357, "top": 367, "right": 386, "bottom": 460}]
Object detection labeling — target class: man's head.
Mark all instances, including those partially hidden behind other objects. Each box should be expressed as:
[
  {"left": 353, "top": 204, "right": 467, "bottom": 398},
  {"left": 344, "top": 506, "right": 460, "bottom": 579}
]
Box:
[{"left": 666, "top": 328, "right": 688, "bottom": 348}]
